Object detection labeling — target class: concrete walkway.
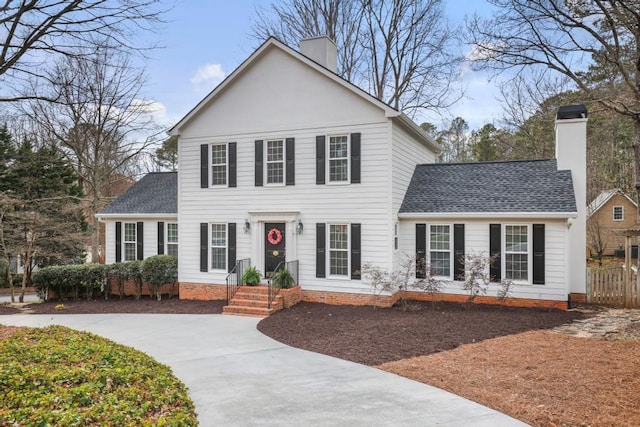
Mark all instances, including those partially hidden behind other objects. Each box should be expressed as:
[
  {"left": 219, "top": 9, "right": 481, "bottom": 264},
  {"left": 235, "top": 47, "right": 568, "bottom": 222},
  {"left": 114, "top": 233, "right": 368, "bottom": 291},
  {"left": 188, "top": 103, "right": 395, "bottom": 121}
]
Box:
[{"left": 0, "top": 314, "right": 527, "bottom": 426}]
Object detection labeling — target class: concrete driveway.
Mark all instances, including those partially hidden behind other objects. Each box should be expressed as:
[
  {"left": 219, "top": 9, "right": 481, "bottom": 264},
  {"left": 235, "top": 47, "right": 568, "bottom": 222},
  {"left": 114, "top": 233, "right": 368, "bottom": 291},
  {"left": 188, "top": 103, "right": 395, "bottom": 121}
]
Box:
[{"left": 0, "top": 314, "right": 527, "bottom": 426}]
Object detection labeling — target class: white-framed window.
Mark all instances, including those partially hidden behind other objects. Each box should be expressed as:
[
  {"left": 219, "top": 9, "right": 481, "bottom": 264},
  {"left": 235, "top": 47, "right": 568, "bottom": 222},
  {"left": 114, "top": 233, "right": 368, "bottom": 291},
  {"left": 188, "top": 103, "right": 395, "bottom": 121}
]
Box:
[
  {"left": 613, "top": 205, "right": 624, "bottom": 221},
  {"left": 394, "top": 223, "right": 399, "bottom": 251},
  {"left": 124, "top": 222, "right": 137, "bottom": 261},
  {"left": 210, "top": 223, "right": 227, "bottom": 271},
  {"left": 266, "top": 139, "right": 284, "bottom": 184},
  {"left": 329, "top": 224, "right": 349, "bottom": 276},
  {"left": 504, "top": 224, "right": 529, "bottom": 282},
  {"left": 210, "top": 143, "right": 227, "bottom": 186},
  {"left": 429, "top": 224, "right": 451, "bottom": 278},
  {"left": 328, "top": 135, "right": 349, "bottom": 183},
  {"left": 167, "top": 223, "right": 178, "bottom": 258}
]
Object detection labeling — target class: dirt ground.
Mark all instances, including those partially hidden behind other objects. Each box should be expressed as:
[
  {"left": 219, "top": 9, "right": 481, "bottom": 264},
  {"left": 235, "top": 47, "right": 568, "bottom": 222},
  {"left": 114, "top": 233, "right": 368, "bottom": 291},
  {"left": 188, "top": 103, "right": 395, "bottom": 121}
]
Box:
[{"left": 3, "top": 297, "right": 639, "bottom": 426}]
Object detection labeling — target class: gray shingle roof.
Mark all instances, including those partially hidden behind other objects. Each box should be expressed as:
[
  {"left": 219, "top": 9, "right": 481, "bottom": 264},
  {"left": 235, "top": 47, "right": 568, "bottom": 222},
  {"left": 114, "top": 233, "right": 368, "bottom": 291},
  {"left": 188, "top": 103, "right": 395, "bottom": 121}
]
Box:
[
  {"left": 99, "top": 172, "right": 177, "bottom": 215},
  {"left": 399, "top": 159, "right": 576, "bottom": 214}
]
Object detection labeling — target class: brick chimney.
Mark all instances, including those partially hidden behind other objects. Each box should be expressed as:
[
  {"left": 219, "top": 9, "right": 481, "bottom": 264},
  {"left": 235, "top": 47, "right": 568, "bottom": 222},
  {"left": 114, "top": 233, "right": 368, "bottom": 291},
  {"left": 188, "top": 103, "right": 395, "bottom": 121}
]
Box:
[
  {"left": 555, "top": 104, "right": 587, "bottom": 300},
  {"left": 300, "top": 36, "right": 337, "bottom": 73}
]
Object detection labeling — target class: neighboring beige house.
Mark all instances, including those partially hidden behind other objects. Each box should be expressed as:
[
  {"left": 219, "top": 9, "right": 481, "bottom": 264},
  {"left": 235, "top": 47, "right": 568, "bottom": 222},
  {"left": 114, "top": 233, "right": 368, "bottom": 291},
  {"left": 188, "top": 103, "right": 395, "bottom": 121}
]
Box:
[
  {"left": 587, "top": 189, "right": 638, "bottom": 257},
  {"left": 98, "top": 36, "right": 588, "bottom": 308}
]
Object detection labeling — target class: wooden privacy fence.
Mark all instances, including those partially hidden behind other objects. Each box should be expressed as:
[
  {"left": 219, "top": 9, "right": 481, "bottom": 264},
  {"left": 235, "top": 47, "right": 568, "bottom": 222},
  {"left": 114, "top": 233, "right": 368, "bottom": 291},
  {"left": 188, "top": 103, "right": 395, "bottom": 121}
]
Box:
[{"left": 587, "top": 267, "right": 640, "bottom": 308}]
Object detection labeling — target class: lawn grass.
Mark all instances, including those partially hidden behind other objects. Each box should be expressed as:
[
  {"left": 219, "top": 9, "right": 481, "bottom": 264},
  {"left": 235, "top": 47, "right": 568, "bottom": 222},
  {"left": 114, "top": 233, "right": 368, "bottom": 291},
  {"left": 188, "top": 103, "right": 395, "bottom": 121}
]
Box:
[{"left": 0, "top": 325, "right": 198, "bottom": 426}]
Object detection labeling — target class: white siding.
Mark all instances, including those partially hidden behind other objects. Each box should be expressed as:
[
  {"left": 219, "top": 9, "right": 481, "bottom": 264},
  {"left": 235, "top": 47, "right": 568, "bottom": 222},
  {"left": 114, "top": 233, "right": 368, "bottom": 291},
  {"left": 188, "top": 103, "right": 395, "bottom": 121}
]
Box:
[
  {"left": 391, "top": 121, "right": 437, "bottom": 270},
  {"left": 398, "top": 218, "right": 570, "bottom": 301},
  {"left": 175, "top": 42, "right": 417, "bottom": 294},
  {"left": 103, "top": 217, "right": 177, "bottom": 264}
]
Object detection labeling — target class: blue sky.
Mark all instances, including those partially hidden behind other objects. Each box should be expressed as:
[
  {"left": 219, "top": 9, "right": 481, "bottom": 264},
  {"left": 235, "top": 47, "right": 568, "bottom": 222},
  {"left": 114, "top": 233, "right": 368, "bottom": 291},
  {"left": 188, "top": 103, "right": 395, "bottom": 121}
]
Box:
[{"left": 144, "top": 0, "right": 504, "bottom": 133}]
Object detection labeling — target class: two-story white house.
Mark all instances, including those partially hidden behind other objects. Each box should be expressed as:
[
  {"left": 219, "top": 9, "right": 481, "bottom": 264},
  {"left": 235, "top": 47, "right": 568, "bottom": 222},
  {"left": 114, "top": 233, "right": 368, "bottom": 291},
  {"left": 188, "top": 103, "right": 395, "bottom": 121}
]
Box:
[{"left": 97, "top": 36, "right": 587, "bottom": 309}]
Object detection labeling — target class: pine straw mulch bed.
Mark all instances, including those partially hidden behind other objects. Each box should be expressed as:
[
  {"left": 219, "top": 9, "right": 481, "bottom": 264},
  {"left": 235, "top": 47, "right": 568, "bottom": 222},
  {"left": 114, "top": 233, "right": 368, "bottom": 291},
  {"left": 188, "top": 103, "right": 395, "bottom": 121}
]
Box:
[{"left": 258, "top": 301, "right": 640, "bottom": 427}]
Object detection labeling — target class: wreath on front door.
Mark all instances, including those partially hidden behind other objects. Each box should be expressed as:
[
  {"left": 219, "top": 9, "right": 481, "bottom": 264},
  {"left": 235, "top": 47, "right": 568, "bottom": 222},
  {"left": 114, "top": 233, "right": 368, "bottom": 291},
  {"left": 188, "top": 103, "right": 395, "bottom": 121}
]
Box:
[{"left": 267, "top": 228, "right": 283, "bottom": 245}]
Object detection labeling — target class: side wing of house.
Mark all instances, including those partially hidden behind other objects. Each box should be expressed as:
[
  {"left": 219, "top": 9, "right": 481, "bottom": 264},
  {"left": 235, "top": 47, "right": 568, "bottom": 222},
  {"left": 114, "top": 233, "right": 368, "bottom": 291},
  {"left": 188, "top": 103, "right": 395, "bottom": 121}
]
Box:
[{"left": 97, "top": 172, "right": 178, "bottom": 264}]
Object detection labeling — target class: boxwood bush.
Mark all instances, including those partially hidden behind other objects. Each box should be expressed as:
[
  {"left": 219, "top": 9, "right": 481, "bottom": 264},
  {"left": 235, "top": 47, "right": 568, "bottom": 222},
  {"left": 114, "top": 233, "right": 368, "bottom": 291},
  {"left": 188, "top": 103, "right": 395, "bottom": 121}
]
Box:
[
  {"left": 32, "top": 257, "right": 177, "bottom": 301},
  {"left": 0, "top": 325, "right": 197, "bottom": 426}
]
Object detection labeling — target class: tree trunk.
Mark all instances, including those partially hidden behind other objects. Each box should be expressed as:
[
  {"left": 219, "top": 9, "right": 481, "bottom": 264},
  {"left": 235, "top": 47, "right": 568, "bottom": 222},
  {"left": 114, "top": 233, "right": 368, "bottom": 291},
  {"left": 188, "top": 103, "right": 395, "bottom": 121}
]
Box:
[{"left": 91, "top": 194, "right": 100, "bottom": 263}]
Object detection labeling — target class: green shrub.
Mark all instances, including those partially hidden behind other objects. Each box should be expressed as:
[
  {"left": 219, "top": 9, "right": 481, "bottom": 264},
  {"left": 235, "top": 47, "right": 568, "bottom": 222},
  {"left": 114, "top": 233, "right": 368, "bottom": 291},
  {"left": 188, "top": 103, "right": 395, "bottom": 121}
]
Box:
[
  {"left": 242, "top": 266, "right": 262, "bottom": 286},
  {"left": 272, "top": 269, "right": 295, "bottom": 289},
  {"left": 0, "top": 325, "right": 197, "bottom": 426},
  {"left": 32, "top": 264, "right": 106, "bottom": 301},
  {"left": 141, "top": 255, "right": 177, "bottom": 301}
]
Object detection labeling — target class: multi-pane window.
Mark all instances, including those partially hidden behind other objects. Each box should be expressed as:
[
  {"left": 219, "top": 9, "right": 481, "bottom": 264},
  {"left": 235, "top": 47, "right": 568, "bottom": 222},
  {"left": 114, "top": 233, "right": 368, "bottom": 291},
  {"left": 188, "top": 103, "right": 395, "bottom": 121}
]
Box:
[
  {"left": 329, "top": 224, "right": 349, "bottom": 276},
  {"left": 210, "top": 224, "right": 227, "bottom": 270},
  {"left": 429, "top": 225, "right": 450, "bottom": 277},
  {"left": 505, "top": 225, "right": 528, "bottom": 281},
  {"left": 613, "top": 206, "right": 624, "bottom": 221},
  {"left": 167, "top": 223, "right": 178, "bottom": 258},
  {"left": 124, "top": 223, "right": 137, "bottom": 261},
  {"left": 266, "top": 139, "right": 284, "bottom": 184},
  {"left": 210, "top": 143, "right": 227, "bottom": 186},
  {"left": 329, "top": 135, "right": 349, "bottom": 182}
]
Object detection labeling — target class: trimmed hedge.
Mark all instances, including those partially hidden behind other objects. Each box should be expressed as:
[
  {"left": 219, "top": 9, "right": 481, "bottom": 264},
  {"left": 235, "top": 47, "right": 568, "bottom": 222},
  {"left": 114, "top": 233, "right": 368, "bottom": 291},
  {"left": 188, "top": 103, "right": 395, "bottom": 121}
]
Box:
[
  {"left": 0, "top": 325, "right": 197, "bottom": 425},
  {"left": 32, "top": 257, "right": 177, "bottom": 301}
]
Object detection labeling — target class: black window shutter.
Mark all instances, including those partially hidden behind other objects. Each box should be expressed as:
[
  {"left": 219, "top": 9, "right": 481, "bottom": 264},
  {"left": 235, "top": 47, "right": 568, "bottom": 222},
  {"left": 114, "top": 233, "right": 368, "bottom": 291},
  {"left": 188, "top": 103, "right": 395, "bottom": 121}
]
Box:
[
  {"left": 415, "top": 224, "right": 426, "bottom": 278},
  {"left": 200, "top": 144, "right": 209, "bottom": 188},
  {"left": 200, "top": 223, "right": 208, "bottom": 272},
  {"left": 316, "top": 136, "right": 325, "bottom": 185},
  {"left": 490, "top": 224, "right": 501, "bottom": 281},
  {"left": 351, "top": 223, "right": 361, "bottom": 280},
  {"left": 228, "top": 223, "right": 236, "bottom": 273},
  {"left": 350, "top": 132, "right": 361, "bottom": 184},
  {"left": 255, "top": 140, "right": 263, "bottom": 187},
  {"left": 533, "top": 224, "right": 545, "bottom": 285},
  {"left": 157, "top": 222, "right": 165, "bottom": 255},
  {"left": 453, "top": 224, "right": 465, "bottom": 281},
  {"left": 115, "top": 221, "right": 122, "bottom": 262},
  {"left": 286, "top": 137, "right": 295, "bottom": 186},
  {"left": 136, "top": 222, "right": 144, "bottom": 261},
  {"left": 228, "top": 142, "right": 237, "bottom": 188},
  {"left": 316, "top": 223, "right": 326, "bottom": 278}
]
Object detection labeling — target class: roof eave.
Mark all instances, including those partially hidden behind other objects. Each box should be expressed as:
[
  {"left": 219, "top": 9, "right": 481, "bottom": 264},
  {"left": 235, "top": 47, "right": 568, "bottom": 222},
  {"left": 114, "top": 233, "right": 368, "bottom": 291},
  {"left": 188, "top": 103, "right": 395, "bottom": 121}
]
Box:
[
  {"left": 397, "top": 212, "right": 578, "bottom": 219},
  {"left": 393, "top": 113, "right": 442, "bottom": 152},
  {"left": 96, "top": 213, "right": 178, "bottom": 219}
]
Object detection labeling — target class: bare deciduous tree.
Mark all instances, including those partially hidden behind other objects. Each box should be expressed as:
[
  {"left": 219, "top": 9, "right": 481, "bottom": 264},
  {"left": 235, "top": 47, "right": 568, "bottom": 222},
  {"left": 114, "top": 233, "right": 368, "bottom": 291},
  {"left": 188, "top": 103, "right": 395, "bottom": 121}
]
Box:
[
  {"left": 587, "top": 211, "right": 608, "bottom": 267},
  {"left": 23, "top": 46, "right": 161, "bottom": 262},
  {"left": 252, "top": 0, "right": 462, "bottom": 116},
  {"left": 465, "top": 0, "right": 640, "bottom": 214},
  {"left": 0, "top": 0, "right": 164, "bottom": 102}
]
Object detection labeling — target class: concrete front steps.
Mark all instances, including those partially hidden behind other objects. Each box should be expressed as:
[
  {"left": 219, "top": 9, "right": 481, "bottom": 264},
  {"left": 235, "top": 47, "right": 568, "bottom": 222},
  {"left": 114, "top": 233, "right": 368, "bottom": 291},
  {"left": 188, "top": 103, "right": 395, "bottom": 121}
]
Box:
[
  {"left": 223, "top": 285, "right": 303, "bottom": 317},
  {"left": 223, "top": 286, "right": 284, "bottom": 317}
]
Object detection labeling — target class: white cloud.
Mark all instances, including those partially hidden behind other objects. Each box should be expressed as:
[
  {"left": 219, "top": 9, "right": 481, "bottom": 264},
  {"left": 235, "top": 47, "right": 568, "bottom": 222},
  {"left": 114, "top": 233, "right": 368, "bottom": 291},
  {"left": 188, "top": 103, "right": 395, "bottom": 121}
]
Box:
[{"left": 190, "top": 63, "right": 226, "bottom": 85}]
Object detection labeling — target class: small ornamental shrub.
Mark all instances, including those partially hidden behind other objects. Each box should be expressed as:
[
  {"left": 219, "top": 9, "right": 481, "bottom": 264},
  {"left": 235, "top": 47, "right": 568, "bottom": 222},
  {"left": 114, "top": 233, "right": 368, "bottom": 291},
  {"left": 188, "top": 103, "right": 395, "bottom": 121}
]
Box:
[
  {"left": 32, "top": 264, "right": 106, "bottom": 301},
  {"left": 141, "top": 255, "right": 178, "bottom": 301},
  {"left": 242, "top": 266, "right": 262, "bottom": 286},
  {"left": 0, "top": 325, "right": 198, "bottom": 426},
  {"left": 125, "top": 260, "right": 144, "bottom": 300},
  {"left": 272, "top": 269, "right": 295, "bottom": 289}
]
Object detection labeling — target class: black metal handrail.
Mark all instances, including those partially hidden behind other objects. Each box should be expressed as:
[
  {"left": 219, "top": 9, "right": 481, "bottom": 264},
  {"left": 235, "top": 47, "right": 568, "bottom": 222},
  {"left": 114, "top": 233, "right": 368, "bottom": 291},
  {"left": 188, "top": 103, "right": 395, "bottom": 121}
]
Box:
[
  {"left": 267, "top": 260, "right": 299, "bottom": 308},
  {"left": 226, "top": 258, "right": 250, "bottom": 303}
]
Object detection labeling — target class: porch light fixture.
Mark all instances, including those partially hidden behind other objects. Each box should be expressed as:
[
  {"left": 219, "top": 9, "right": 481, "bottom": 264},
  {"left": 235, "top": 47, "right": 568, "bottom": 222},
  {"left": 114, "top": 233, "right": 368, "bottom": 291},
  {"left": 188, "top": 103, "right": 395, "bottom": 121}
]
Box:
[
  {"left": 244, "top": 219, "right": 251, "bottom": 234},
  {"left": 297, "top": 219, "right": 304, "bottom": 235}
]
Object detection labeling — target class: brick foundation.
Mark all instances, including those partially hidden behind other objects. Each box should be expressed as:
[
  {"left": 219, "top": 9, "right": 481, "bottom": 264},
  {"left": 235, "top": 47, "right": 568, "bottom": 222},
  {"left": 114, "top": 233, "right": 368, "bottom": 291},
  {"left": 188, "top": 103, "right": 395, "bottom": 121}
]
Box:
[
  {"left": 179, "top": 282, "right": 227, "bottom": 301},
  {"left": 176, "top": 282, "right": 569, "bottom": 310},
  {"left": 301, "top": 289, "right": 400, "bottom": 307},
  {"left": 108, "top": 279, "right": 179, "bottom": 298},
  {"left": 403, "top": 291, "right": 568, "bottom": 309},
  {"left": 569, "top": 293, "right": 587, "bottom": 304}
]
